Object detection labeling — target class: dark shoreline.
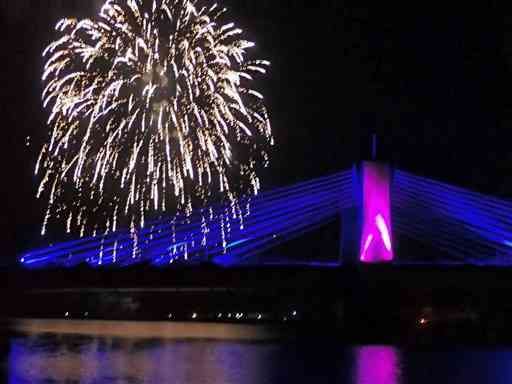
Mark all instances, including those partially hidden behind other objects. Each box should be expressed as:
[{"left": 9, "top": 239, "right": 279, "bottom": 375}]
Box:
[{"left": 4, "top": 264, "right": 512, "bottom": 345}]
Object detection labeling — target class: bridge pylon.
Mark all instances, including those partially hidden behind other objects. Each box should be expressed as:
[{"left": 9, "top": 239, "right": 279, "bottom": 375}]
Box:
[{"left": 341, "top": 162, "right": 394, "bottom": 264}]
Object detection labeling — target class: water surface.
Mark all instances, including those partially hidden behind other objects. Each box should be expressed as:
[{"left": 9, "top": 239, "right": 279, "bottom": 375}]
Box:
[{"left": 2, "top": 320, "right": 512, "bottom": 383}]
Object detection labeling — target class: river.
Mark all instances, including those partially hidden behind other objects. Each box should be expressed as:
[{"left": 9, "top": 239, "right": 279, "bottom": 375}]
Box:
[{"left": 2, "top": 319, "right": 512, "bottom": 383}]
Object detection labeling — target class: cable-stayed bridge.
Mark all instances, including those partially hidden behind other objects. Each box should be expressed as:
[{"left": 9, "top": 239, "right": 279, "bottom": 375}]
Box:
[{"left": 20, "top": 163, "right": 512, "bottom": 269}]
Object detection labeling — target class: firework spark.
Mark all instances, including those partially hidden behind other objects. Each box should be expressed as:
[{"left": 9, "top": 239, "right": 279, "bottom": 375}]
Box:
[{"left": 38, "top": 0, "right": 272, "bottom": 237}]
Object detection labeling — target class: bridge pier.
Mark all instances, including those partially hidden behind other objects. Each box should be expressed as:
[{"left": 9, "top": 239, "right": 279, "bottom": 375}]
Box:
[{"left": 341, "top": 162, "right": 394, "bottom": 264}]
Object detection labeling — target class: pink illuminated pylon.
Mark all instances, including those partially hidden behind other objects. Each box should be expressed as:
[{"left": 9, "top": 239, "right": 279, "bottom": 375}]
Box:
[{"left": 359, "top": 162, "right": 394, "bottom": 263}]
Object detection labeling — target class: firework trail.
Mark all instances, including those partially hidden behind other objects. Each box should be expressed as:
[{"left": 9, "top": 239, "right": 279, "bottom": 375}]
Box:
[{"left": 38, "top": 0, "right": 272, "bottom": 238}]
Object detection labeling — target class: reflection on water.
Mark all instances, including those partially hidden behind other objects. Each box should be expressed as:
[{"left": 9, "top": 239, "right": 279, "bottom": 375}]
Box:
[
  {"left": 11, "top": 319, "right": 283, "bottom": 341},
  {"left": 9, "top": 336, "right": 271, "bottom": 384},
  {"left": 6, "top": 320, "right": 400, "bottom": 384},
  {"left": 356, "top": 346, "right": 401, "bottom": 384},
  {"left": 5, "top": 320, "right": 512, "bottom": 383}
]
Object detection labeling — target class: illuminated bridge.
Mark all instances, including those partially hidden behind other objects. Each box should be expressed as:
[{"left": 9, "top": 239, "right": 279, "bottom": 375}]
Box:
[
  {"left": 20, "top": 162, "right": 512, "bottom": 269},
  {"left": 9, "top": 162, "right": 512, "bottom": 337}
]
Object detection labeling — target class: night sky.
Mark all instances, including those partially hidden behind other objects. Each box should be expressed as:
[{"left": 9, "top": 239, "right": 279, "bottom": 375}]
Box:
[{"left": 4, "top": 1, "right": 512, "bottom": 263}]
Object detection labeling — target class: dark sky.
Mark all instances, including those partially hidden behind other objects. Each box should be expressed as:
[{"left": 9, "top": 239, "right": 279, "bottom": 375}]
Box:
[{"left": 3, "top": 1, "right": 512, "bottom": 262}]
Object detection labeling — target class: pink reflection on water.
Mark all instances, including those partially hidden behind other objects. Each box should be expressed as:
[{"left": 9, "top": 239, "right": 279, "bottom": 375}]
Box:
[
  {"left": 360, "top": 162, "right": 394, "bottom": 263},
  {"left": 356, "top": 346, "right": 402, "bottom": 384}
]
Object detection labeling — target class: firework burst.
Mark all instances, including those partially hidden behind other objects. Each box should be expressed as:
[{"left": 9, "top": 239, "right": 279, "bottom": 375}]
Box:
[{"left": 38, "top": 0, "right": 272, "bottom": 237}]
